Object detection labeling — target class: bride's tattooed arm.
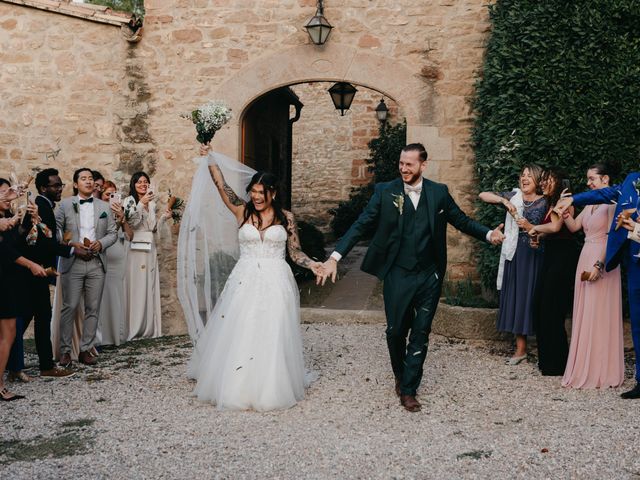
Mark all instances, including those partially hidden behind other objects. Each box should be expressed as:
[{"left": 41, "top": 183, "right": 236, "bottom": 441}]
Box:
[
  {"left": 209, "top": 165, "right": 244, "bottom": 207},
  {"left": 208, "top": 164, "right": 245, "bottom": 212},
  {"left": 284, "top": 211, "right": 317, "bottom": 270}
]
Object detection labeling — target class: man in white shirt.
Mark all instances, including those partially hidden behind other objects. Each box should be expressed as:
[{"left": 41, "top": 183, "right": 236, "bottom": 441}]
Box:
[{"left": 55, "top": 168, "right": 117, "bottom": 367}]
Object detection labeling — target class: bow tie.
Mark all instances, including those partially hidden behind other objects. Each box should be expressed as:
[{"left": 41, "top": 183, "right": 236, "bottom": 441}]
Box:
[
  {"left": 404, "top": 184, "right": 422, "bottom": 195},
  {"left": 79, "top": 197, "right": 93, "bottom": 205}
]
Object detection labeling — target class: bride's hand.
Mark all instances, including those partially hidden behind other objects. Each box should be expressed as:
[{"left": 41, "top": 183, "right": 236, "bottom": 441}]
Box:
[
  {"left": 199, "top": 142, "right": 211, "bottom": 157},
  {"left": 309, "top": 261, "right": 324, "bottom": 277}
]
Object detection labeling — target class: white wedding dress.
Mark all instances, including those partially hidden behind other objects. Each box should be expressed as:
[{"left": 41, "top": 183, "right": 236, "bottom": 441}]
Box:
[{"left": 187, "top": 223, "right": 307, "bottom": 411}]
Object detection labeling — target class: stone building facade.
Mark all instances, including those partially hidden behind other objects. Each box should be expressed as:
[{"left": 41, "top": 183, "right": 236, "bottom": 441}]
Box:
[{"left": 0, "top": 0, "right": 491, "bottom": 332}]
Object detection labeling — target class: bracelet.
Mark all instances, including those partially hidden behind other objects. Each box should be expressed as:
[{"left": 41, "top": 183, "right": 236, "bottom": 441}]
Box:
[{"left": 594, "top": 261, "right": 604, "bottom": 271}]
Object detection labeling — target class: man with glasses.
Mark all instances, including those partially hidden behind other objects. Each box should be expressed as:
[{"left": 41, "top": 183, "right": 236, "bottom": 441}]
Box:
[
  {"left": 10, "top": 169, "right": 76, "bottom": 377},
  {"left": 92, "top": 170, "right": 105, "bottom": 199}
]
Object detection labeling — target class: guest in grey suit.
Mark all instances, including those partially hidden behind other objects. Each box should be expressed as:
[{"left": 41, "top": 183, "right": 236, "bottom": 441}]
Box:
[{"left": 55, "top": 168, "right": 117, "bottom": 367}]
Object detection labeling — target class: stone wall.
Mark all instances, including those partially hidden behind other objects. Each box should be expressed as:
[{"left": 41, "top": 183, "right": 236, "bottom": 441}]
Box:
[
  {"left": 0, "top": 3, "right": 129, "bottom": 180},
  {"left": 0, "top": 0, "right": 492, "bottom": 332}
]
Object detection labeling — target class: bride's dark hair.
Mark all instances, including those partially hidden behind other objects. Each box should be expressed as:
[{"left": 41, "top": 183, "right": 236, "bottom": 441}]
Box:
[{"left": 241, "top": 171, "right": 289, "bottom": 232}]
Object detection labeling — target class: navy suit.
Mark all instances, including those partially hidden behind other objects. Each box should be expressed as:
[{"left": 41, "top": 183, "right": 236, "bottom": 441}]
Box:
[
  {"left": 572, "top": 172, "right": 640, "bottom": 382},
  {"left": 336, "top": 177, "right": 490, "bottom": 395}
]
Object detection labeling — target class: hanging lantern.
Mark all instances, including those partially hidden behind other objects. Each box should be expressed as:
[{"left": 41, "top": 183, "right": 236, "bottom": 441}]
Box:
[{"left": 328, "top": 82, "right": 357, "bottom": 116}]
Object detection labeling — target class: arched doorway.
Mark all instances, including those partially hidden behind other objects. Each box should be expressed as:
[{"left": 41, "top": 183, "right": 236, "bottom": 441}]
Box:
[
  {"left": 242, "top": 87, "right": 302, "bottom": 209},
  {"left": 241, "top": 81, "right": 400, "bottom": 228}
]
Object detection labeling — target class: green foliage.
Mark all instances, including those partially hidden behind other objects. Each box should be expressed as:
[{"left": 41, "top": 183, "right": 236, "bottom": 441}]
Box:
[
  {"left": 473, "top": 0, "right": 640, "bottom": 290},
  {"left": 329, "top": 120, "right": 407, "bottom": 237},
  {"left": 288, "top": 221, "right": 327, "bottom": 280},
  {"left": 85, "top": 0, "right": 144, "bottom": 16}
]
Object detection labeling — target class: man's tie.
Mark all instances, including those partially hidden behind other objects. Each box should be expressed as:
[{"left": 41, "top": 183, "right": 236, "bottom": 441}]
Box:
[
  {"left": 79, "top": 197, "right": 93, "bottom": 205},
  {"left": 404, "top": 185, "right": 422, "bottom": 195},
  {"left": 404, "top": 184, "right": 422, "bottom": 209}
]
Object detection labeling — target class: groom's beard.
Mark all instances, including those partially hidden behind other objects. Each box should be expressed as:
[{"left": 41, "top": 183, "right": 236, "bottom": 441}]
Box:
[{"left": 402, "top": 173, "right": 423, "bottom": 186}]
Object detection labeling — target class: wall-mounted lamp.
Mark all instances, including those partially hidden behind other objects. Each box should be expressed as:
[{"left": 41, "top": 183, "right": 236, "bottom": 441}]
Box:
[
  {"left": 375, "top": 98, "right": 389, "bottom": 124},
  {"left": 304, "top": 0, "right": 333, "bottom": 46}
]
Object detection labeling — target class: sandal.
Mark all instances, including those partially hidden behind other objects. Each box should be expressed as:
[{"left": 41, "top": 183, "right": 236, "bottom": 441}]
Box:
[
  {"left": 0, "top": 387, "right": 25, "bottom": 401},
  {"left": 505, "top": 354, "right": 527, "bottom": 366},
  {"left": 8, "top": 371, "right": 33, "bottom": 383}
]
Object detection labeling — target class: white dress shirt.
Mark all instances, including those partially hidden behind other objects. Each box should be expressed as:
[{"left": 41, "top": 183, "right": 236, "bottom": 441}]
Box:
[{"left": 77, "top": 195, "right": 96, "bottom": 242}]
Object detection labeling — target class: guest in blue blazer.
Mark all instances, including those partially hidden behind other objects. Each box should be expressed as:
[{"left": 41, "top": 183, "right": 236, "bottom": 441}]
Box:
[{"left": 556, "top": 171, "right": 640, "bottom": 398}]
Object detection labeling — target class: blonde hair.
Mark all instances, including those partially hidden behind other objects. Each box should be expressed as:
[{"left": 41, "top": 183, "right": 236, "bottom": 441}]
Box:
[{"left": 521, "top": 164, "right": 544, "bottom": 195}]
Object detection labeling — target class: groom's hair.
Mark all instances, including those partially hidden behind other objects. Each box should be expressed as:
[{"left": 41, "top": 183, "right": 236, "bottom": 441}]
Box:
[{"left": 402, "top": 143, "right": 428, "bottom": 162}]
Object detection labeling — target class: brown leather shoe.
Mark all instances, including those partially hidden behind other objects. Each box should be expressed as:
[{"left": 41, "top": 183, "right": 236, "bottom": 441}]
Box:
[
  {"left": 59, "top": 353, "right": 72, "bottom": 368},
  {"left": 40, "top": 367, "right": 76, "bottom": 378},
  {"left": 395, "top": 378, "right": 401, "bottom": 397},
  {"left": 78, "top": 351, "right": 97, "bottom": 366},
  {"left": 400, "top": 394, "right": 422, "bottom": 412}
]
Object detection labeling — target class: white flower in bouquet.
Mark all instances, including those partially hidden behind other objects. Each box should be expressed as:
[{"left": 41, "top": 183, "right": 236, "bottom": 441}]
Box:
[{"left": 181, "top": 101, "right": 232, "bottom": 144}]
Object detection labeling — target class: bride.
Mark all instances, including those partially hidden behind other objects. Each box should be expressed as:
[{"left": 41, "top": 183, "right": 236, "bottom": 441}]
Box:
[{"left": 185, "top": 143, "right": 323, "bottom": 411}]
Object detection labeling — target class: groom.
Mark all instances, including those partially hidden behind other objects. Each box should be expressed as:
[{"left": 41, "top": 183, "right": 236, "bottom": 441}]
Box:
[{"left": 321, "top": 143, "right": 504, "bottom": 412}]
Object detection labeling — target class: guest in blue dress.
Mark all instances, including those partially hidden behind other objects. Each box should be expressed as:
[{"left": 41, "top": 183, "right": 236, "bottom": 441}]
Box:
[{"left": 480, "top": 165, "right": 547, "bottom": 364}]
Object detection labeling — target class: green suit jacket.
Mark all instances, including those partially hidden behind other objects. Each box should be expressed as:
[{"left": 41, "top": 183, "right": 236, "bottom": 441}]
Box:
[{"left": 335, "top": 177, "right": 490, "bottom": 280}]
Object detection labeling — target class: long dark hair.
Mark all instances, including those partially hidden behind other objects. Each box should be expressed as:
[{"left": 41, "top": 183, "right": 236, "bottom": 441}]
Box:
[
  {"left": 541, "top": 168, "right": 565, "bottom": 207},
  {"left": 241, "top": 172, "right": 289, "bottom": 232},
  {"left": 128, "top": 171, "right": 150, "bottom": 203},
  {"left": 0, "top": 177, "right": 11, "bottom": 217}
]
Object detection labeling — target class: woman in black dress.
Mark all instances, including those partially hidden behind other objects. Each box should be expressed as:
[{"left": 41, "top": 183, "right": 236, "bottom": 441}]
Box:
[
  {"left": 528, "top": 170, "right": 579, "bottom": 375},
  {"left": 0, "top": 178, "right": 46, "bottom": 401}
]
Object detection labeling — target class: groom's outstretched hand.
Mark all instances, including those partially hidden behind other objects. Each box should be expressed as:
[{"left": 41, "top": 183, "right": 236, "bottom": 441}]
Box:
[
  {"left": 317, "top": 258, "right": 338, "bottom": 286},
  {"left": 489, "top": 223, "right": 505, "bottom": 245}
]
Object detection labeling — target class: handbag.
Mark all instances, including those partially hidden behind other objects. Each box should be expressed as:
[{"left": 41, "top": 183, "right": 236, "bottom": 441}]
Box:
[{"left": 130, "top": 231, "right": 154, "bottom": 252}]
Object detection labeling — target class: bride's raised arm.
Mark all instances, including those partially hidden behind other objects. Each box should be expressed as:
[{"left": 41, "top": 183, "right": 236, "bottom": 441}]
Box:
[
  {"left": 284, "top": 210, "right": 322, "bottom": 275},
  {"left": 200, "top": 143, "right": 245, "bottom": 218}
]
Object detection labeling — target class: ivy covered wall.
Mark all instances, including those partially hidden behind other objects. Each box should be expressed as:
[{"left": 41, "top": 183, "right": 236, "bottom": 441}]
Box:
[{"left": 473, "top": 0, "right": 640, "bottom": 290}]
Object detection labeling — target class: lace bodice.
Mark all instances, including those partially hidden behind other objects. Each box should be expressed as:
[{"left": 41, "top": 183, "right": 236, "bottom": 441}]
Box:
[{"left": 238, "top": 224, "right": 287, "bottom": 260}]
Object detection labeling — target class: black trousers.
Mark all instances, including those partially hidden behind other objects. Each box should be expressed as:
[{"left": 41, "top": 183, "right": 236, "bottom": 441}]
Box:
[
  {"left": 534, "top": 239, "right": 579, "bottom": 376},
  {"left": 15, "top": 273, "right": 55, "bottom": 371},
  {"left": 383, "top": 264, "right": 441, "bottom": 396}
]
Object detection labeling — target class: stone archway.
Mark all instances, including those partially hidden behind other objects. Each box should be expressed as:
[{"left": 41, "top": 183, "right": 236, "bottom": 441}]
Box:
[{"left": 209, "top": 43, "right": 454, "bottom": 181}]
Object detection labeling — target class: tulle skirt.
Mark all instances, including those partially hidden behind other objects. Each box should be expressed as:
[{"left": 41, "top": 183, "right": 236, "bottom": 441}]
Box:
[{"left": 187, "top": 257, "right": 306, "bottom": 411}]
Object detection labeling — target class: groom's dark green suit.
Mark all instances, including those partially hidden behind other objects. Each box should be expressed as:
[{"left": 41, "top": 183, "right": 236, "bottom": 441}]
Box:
[{"left": 335, "top": 177, "right": 490, "bottom": 396}]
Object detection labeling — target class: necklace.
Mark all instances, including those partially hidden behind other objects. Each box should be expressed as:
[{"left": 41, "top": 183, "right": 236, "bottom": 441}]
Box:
[{"left": 522, "top": 197, "right": 539, "bottom": 208}]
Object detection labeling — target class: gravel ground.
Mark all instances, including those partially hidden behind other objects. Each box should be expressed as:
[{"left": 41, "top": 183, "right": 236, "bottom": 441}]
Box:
[{"left": 2, "top": 324, "right": 639, "bottom": 479}]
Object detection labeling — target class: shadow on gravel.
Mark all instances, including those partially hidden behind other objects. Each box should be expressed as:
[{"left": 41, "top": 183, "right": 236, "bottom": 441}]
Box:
[{"left": 0, "top": 418, "right": 96, "bottom": 465}]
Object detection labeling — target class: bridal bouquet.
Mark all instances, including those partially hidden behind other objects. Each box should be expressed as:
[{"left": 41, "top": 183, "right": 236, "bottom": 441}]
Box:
[{"left": 181, "top": 101, "right": 232, "bottom": 144}]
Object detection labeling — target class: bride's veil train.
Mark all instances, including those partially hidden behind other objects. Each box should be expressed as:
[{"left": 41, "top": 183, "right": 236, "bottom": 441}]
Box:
[{"left": 177, "top": 151, "right": 256, "bottom": 343}]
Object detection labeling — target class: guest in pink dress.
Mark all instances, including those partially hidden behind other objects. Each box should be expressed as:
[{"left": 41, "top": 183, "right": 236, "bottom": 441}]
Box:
[{"left": 561, "top": 163, "right": 624, "bottom": 389}]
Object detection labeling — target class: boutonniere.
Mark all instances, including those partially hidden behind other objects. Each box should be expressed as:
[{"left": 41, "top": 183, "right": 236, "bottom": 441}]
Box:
[
  {"left": 99, "top": 211, "right": 108, "bottom": 219},
  {"left": 72, "top": 202, "right": 78, "bottom": 214},
  {"left": 391, "top": 193, "right": 404, "bottom": 215}
]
